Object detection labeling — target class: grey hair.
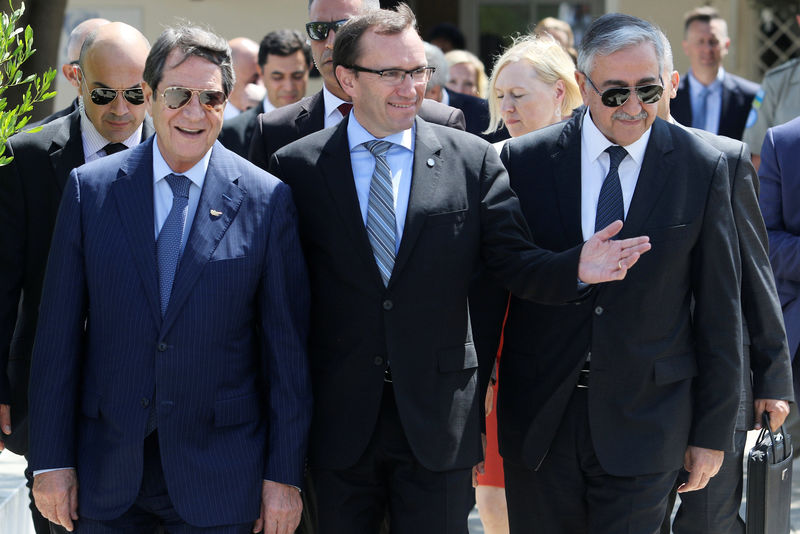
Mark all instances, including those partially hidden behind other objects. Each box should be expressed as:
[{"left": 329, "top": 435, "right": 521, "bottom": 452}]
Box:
[
  {"left": 658, "top": 29, "right": 674, "bottom": 74},
  {"left": 423, "top": 42, "right": 448, "bottom": 89},
  {"left": 577, "top": 13, "right": 664, "bottom": 78},
  {"left": 143, "top": 24, "right": 234, "bottom": 96},
  {"left": 308, "top": 0, "right": 380, "bottom": 12}
]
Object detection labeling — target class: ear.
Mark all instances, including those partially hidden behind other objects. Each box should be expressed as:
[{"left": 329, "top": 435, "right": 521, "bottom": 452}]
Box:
[
  {"left": 553, "top": 78, "right": 566, "bottom": 103},
  {"left": 426, "top": 85, "right": 442, "bottom": 102},
  {"left": 335, "top": 64, "right": 358, "bottom": 99},
  {"left": 575, "top": 70, "right": 590, "bottom": 103},
  {"left": 143, "top": 81, "right": 154, "bottom": 115},
  {"left": 670, "top": 71, "right": 680, "bottom": 99},
  {"left": 63, "top": 63, "right": 80, "bottom": 89}
]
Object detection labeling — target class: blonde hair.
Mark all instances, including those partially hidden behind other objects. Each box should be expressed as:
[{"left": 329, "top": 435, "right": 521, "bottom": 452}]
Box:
[
  {"left": 485, "top": 35, "right": 581, "bottom": 135},
  {"left": 444, "top": 49, "right": 488, "bottom": 98}
]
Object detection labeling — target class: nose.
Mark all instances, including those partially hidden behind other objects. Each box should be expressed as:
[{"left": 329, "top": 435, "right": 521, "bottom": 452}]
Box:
[
  {"left": 395, "top": 73, "right": 418, "bottom": 96},
  {"left": 325, "top": 29, "right": 336, "bottom": 50},
  {"left": 621, "top": 88, "right": 645, "bottom": 114},
  {"left": 181, "top": 92, "right": 206, "bottom": 119},
  {"left": 109, "top": 91, "right": 130, "bottom": 116},
  {"left": 500, "top": 95, "right": 514, "bottom": 114}
]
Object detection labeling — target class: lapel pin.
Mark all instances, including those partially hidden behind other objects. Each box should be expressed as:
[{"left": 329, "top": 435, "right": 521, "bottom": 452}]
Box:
[
  {"left": 210, "top": 209, "right": 222, "bottom": 217},
  {"left": 426, "top": 158, "right": 435, "bottom": 168}
]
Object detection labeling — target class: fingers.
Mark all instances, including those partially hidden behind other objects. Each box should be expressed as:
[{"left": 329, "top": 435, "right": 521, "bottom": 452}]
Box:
[
  {"left": 596, "top": 220, "right": 624, "bottom": 241},
  {"left": 677, "top": 469, "right": 711, "bottom": 493},
  {"left": 0, "top": 403, "right": 11, "bottom": 436},
  {"left": 755, "top": 399, "right": 791, "bottom": 430},
  {"left": 252, "top": 517, "right": 264, "bottom": 533}
]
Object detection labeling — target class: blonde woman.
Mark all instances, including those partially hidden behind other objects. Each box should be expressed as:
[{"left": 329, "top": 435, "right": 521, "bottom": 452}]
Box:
[
  {"left": 444, "top": 49, "right": 488, "bottom": 98},
  {"left": 474, "top": 34, "right": 582, "bottom": 534}
]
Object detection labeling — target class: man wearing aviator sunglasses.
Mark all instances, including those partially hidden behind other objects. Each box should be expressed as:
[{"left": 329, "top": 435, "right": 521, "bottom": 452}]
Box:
[{"left": 473, "top": 12, "right": 743, "bottom": 534}]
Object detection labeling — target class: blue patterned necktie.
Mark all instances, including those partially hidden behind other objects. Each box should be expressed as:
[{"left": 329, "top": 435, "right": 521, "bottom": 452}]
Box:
[
  {"left": 692, "top": 86, "right": 710, "bottom": 131},
  {"left": 595, "top": 146, "right": 627, "bottom": 233},
  {"left": 157, "top": 173, "right": 191, "bottom": 316},
  {"left": 363, "top": 140, "right": 396, "bottom": 286}
]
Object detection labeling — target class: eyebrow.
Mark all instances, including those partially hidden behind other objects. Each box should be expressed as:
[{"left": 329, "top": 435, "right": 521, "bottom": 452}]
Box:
[
  {"left": 600, "top": 76, "right": 659, "bottom": 87},
  {"left": 90, "top": 81, "right": 143, "bottom": 90}
]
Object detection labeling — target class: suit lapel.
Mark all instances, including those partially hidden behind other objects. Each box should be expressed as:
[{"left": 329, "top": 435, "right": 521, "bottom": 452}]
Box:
[
  {"left": 112, "top": 138, "right": 161, "bottom": 324},
  {"left": 298, "top": 91, "right": 325, "bottom": 137},
  {"left": 162, "top": 142, "right": 244, "bottom": 332},
  {"left": 619, "top": 118, "right": 674, "bottom": 239},
  {"left": 49, "top": 112, "right": 84, "bottom": 193},
  {"left": 552, "top": 113, "right": 584, "bottom": 246},
  {"left": 392, "top": 118, "right": 443, "bottom": 283}
]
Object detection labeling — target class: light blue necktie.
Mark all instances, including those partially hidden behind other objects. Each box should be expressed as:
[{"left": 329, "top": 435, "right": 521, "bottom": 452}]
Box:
[
  {"left": 693, "top": 86, "right": 711, "bottom": 131},
  {"left": 157, "top": 173, "right": 190, "bottom": 316},
  {"left": 595, "top": 146, "right": 627, "bottom": 234},
  {"left": 364, "top": 140, "right": 396, "bottom": 286}
]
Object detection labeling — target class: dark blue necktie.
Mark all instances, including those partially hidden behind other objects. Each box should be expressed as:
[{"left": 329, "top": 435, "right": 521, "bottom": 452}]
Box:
[
  {"left": 595, "top": 145, "right": 627, "bottom": 233},
  {"left": 157, "top": 173, "right": 190, "bottom": 317}
]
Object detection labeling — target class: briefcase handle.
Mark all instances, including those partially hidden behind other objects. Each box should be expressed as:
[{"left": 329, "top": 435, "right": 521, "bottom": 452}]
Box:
[{"left": 759, "top": 412, "right": 791, "bottom": 463}]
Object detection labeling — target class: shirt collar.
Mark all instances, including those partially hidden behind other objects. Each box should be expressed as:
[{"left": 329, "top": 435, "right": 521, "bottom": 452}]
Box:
[
  {"left": 152, "top": 133, "right": 211, "bottom": 190},
  {"left": 688, "top": 67, "right": 725, "bottom": 96},
  {"left": 346, "top": 111, "right": 414, "bottom": 153},
  {"left": 79, "top": 100, "right": 144, "bottom": 155},
  {"left": 441, "top": 88, "right": 450, "bottom": 106},
  {"left": 582, "top": 108, "right": 651, "bottom": 166},
  {"left": 261, "top": 97, "right": 276, "bottom": 114},
  {"left": 322, "top": 85, "right": 350, "bottom": 119}
]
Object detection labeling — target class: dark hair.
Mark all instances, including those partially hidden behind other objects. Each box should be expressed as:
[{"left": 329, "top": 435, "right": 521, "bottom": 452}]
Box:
[
  {"left": 258, "top": 29, "right": 312, "bottom": 69},
  {"left": 683, "top": 6, "right": 722, "bottom": 33},
  {"left": 333, "top": 3, "right": 417, "bottom": 73},
  {"left": 425, "top": 22, "right": 465, "bottom": 51},
  {"left": 308, "top": 0, "right": 379, "bottom": 12},
  {"left": 577, "top": 13, "right": 664, "bottom": 77},
  {"left": 143, "top": 24, "right": 234, "bottom": 96}
]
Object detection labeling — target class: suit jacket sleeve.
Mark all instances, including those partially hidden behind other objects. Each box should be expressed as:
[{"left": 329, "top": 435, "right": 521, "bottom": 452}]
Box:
[
  {"left": 0, "top": 141, "right": 23, "bottom": 404},
  {"left": 732, "top": 143, "right": 794, "bottom": 401},
  {"left": 248, "top": 114, "right": 272, "bottom": 172},
  {"left": 258, "top": 182, "right": 312, "bottom": 487},
  {"left": 690, "top": 153, "right": 743, "bottom": 450},
  {"left": 28, "top": 169, "right": 87, "bottom": 470}
]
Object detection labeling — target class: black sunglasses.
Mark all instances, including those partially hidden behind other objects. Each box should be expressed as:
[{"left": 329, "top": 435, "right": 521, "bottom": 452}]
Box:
[
  {"left": 583, "top": 73, "right": 664, "bottom": 107},
  {"left": 305, "top": 19, "right": 348, "bottom": 41},
  {"left": 161, "top": 87, "right": 227, "bottom": 111},
  {"left": 77, "top": 68, "right": 144, "bottom": 106}
]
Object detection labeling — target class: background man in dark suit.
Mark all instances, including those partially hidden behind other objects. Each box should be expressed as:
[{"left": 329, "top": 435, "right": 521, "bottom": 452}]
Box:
[
  {"left": 247, "top": 0, "right": 466, "bottom": 171},
  {"left": 656, "top": 32, "right": 792, "bottom": 534},
  {"left": 27, "top": 24, "right": 311, "bottom": 533},
  {"left": 219, "top": 29, "right": 311, "bottom": 158},
  {"left": 671, "top": 7, "right": 758, "bottom": 141},
  {"left": 0, "top": 21, "right": 151, "bottom": 533},
  {"left": 473, "top": 13, "right": 742, "bottom": 533},
  {"left": 268, "top": 5, "right": 651, "bottom": 533},
  {"left": 32, "top": 17, "right": 110, "bottom": 127}
]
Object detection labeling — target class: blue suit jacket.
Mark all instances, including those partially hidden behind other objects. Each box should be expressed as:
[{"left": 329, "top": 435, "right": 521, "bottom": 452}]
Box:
[
  {"left": 759, "top": 115, "right": 800, "bottom": 401},
  {"left": 28, "top": 138, "right": 311, "bottom": 527}
]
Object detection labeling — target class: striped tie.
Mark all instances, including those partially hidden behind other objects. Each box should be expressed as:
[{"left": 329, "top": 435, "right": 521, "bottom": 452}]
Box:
[
  {"left": 595, "top": 146, "right": 627, "bottom": 233},
  {"left": 364, "top": 140, "right": 396, "bottom": 286}
]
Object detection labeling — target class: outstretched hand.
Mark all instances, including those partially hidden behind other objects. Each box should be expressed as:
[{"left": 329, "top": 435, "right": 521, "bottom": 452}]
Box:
[
  {"left": 578, "top": 220, "right": 651, "bottom": 284},
  {"left": 0, "top": 404, "right": 10, "bottom": 451}
]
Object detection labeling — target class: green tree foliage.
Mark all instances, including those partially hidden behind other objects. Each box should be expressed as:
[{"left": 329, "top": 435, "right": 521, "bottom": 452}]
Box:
[{"left": 0, "top": 0, "right": 55, "bottom": 165}]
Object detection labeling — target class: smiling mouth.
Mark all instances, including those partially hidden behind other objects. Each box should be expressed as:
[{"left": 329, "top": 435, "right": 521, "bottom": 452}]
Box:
[
  {"left": 389, "top": 103, "right": 415, "bottom": 109},
  {"left": 176, "top": 126, "right": 203, "bottom": 135}
]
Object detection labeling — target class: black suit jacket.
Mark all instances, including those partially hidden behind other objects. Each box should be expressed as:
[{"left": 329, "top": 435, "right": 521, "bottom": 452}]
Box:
[
  {"left": 672, "top": 73, "right": 759, "bottom": 141},
  {"left": 218, "top": 101, "right": 265, "bottom": 158},
  {"left": 472, "top": 111, "right": 742, "bottom": 477},
  {"left": 686, "top": 126, "right": 793, "bottom": 430},
  {"left": 268, "top": 116, "right": 585, "bottom": 472},
  {"left": 248, "top": 90, "right": 465, "bottom": 170},
  {"left": 29, "top": 97, "right": 80, "bottom": 129},
  {"left": 0, "top": 110, "right": 154, "bottom": 454},
  {"left": 446, "top": 90, "right": 509, "bottom": 143}
]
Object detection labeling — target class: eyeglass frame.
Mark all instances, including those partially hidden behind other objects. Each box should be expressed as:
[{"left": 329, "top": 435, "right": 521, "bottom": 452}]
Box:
[
  {"left": 158, "top": 86, "right": 228, "bottom": 111},
  {"left": 581, "top": 72, "right": 664, "bottom": 108},
  {"left": 343, "top": 65, "right": 436, "bottom": 86},
  {"left": 305, "top": 19, "right": 348, "bottom": 41},
  {"left": 76, "top": 67, "right": 145, "bottom": 106}
]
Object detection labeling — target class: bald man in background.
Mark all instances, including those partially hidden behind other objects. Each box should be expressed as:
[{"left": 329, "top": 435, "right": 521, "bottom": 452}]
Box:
[
  {"left": 33, "top": 18, "right": 110, "bottom": 127},
  {"left": 225, "top": 37, "right": 265, "bottom": 120}
]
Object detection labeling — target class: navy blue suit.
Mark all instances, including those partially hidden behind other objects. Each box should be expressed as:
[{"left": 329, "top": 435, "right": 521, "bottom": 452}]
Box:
[
  {"left": 759, "top": 114, "right": 800, "bottom": 403},
  {"left": 28, "top": 138, "right": 311, "bottom": 527}
]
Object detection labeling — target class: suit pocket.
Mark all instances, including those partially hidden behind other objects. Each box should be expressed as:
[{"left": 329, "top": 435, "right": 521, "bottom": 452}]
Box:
[
  {"left": 80, "top": 390, "right": 102, "bottom": 419},
  {"left": 425, "top": 208, "right": 467, "bottom": 227},
  {"left": 643, "top": 224, "right": 689, "bottom": 243},
  {"left": 214, "top": 393, "right": 261, "bottom": 427},
  {"left": 653, "top": 353, "right": 698, "bottom": 385},
  {"left": 437, "top": 343, "right": 478, "bottom": 372}
]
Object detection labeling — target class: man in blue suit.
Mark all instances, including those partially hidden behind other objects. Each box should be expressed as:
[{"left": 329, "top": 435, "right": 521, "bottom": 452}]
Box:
[
  {"left": 27, "top": 24, "right": 311, "bottom": 533},
  {"left": 759, "top": 115, "right": 800, "bottom": 407}
]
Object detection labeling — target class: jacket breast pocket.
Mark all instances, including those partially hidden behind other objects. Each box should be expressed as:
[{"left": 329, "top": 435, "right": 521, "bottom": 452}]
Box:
[
  {"left": 425, "top": 208, "right": 467, "bottom": 228},
  {"left": 643, "top": 224, "right": 690, "bottom": 244}
]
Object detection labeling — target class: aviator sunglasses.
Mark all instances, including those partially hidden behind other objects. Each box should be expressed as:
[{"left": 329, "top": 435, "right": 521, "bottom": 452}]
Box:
[
  {"left": 583, "top": 73, "right": 664, "bottom": 107},
  {"left": 160, "top": 87, "right": 227, "bottom": 111},
  {"left": 305, "top": 19, "right": 348, "bottom": 41},
  {"left": 77, "top": 68, "right": 145, "bottom": 106}
]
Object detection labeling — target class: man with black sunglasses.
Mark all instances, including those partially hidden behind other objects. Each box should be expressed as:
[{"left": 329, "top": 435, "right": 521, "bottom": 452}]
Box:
[
  {"left": 472, "top": 13, "right": 742, "bottom": 533},
  {"left": 247, "top": 0, "right": 466, "bottom": 171},
  {"left": 0, "top": 21, "right": 152, "bottom": 534}
]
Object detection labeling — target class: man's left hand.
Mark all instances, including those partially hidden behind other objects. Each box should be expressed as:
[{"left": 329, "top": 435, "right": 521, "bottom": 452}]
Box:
[
  {"left": 252, "top": 480, "right": 302, "bottom": 534},
  {"left": 754, "top": 398, "right": 790, "bottom": 431},
  {"left": 677, "top": 446, "right": 724, "bottom": 493}
]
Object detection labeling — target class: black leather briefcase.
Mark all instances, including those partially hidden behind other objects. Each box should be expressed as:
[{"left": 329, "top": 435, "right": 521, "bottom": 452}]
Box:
[{"left": 746, "top": 412, "right": 793, "bottom": 534}]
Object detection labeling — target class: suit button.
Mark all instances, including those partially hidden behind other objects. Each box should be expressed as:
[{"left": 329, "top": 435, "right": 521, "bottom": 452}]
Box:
[
  {"left": 141, "top": 398, "right": 150, "bottom": 408},
  {"left": 157, "top": 342, "right": 168, "bottom": 352},
  {"left": 382, "top": 299, "right": 393, "bottom": 311},
  {"left": 374, "top": 356, "right": 384, "bottom": 366},
  {"left": 594, "top": 306, "right": 603, "bottom": 316}
]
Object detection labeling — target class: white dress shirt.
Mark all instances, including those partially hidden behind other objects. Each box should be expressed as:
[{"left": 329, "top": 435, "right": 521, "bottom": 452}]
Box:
[
  {"left": 687, "top": 68, "right": 725, "bottom": 135},
  {"left": 79, "top": 103, "right": 144, "bottom": 163},
  {"left": 322, "top": 85, "right": 353, "bottom": 129},
  {"left": 580, "top": 110, "right": 651, "bottom": 241},
  {"left": 347, "top": 111, "right": 415, "bottom": 252}
]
